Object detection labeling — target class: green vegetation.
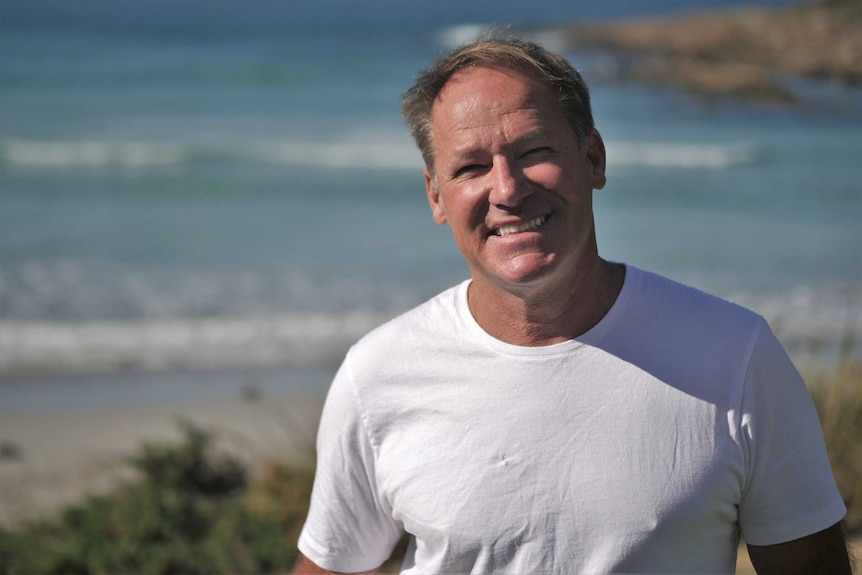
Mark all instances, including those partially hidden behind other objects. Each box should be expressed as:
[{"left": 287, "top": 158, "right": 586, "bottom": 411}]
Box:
[
  {"left": 0, "top": 422, "right": 313, "bottom": 575},
  {"left": 1, "top": 363, "right": 859, "bottom": 574}
]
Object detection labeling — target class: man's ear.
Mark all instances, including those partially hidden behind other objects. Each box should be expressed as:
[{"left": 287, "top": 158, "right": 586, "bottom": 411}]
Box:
[
  {"left": 425, "top": 168, "right": 448, "bottom": 225},
  {"left": 586, "top": 130, "right": 607, "bottom": 191}
]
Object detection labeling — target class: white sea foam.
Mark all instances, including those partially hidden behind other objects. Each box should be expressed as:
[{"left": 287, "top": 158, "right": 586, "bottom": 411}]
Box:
[
  {"left": 605, "top": 142, "right": 758, "bottom": 169},
  {"left": 265, "top": 139, "right": 756, "bottom": 171},
  {"left": 2, "top": 140, "right": 184, "bottom": 168},
  {"left": 726, "top": 284, "right": 862, "bottom": 373},
  {"left": 436, "top": 24, "right": 569, "bottom": 52},
  {"left": 437, "top": 24, "right": 489, "bottom": 49},
  {"left": 253, "top": 138, "right": 423, "bottom": 170},
  {"left": 0, "top": 312, "right": 389, "bottom": 375},
  {"left": 729, "top": 284, "right": 862, "bottom": 345},
  {"left": 1, "top": 284, "right": 858, "bottom": 376},
  {"left": 2, "top": 138, "right": 757, "bottom": 172},
  {"left": 0, "top": 137, "right": 423, "bottom": 171}
]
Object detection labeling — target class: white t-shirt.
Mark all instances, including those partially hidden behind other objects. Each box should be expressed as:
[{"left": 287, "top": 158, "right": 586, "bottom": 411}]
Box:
[{"left": 298, "top": 266, "right": 845, "bottom": 574}]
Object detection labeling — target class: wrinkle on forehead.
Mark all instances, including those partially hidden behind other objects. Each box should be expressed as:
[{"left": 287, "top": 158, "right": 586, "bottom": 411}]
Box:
[
  {"left": 435, "top": 96, "right": 546, "bottom": 161},
  {"left": 427, "top": 66, "right": 577, "bottom": 178},
  {"left": 448, "top": 104, "right": 539, "bottom": 135},
  {"left": 436, "top": 69, "right": 544, "bottom": 121}
]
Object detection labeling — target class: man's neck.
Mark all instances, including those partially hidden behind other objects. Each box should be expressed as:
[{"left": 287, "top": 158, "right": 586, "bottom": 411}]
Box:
[{"left": 467, "top": 258, "right": 626, "bottom": 347}]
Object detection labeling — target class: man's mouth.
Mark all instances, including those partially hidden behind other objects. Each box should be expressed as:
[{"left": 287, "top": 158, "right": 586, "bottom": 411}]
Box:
[{"left": 494, "top": 215, "right": 548, "bottom": 237}]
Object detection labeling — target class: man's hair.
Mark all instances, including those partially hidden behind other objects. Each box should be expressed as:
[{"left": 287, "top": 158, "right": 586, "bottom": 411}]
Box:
[{"left": 401, "top": 34, "right": 595, "bottom": 173}]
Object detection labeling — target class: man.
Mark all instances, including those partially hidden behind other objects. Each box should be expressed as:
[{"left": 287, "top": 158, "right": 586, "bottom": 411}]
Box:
[{"left": 294, "top": 36, "right": 850, "bottom": 574}]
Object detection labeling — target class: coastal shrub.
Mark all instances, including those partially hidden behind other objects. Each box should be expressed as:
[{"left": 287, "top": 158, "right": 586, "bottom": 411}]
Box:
[
  {"left": 809, "top": 361, "right": 862, "bottom": 533},
  {"left": 0, "top": 422, "right": 308, "bottom": 575}
]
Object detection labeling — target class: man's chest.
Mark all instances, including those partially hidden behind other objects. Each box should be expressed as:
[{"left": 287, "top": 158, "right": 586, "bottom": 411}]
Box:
[{"left": 367, "top": 358, "right": 743, "bottom": 572}]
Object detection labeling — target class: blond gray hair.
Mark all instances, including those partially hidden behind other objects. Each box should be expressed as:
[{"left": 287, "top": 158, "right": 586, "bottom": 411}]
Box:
[{"left": 401, "top": 35, "right": 595, "bottom": 173}]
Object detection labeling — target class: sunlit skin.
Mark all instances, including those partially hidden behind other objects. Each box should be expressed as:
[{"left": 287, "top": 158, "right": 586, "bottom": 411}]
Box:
[{"left": 424, "top": 67, "right": 624, "bottom": 346}]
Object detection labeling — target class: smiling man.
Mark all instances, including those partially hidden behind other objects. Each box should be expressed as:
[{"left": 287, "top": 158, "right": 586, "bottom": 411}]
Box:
[{"left": 293, "top": 36, "right": 850, "bottom": 574}]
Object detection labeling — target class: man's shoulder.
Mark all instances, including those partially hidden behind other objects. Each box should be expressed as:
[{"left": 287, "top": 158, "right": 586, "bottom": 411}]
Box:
[
  {"left": 605, "top": 267, "right": 772, "bottom": 397},
  {"left": 614, "top": 266, "right": 768, "bottom": 364},
  {"left": 628, "top": 266, "right": 763, "bottom": 329},
  {"left": 349, "top": 281, "right": 466, "bottom": 362}
]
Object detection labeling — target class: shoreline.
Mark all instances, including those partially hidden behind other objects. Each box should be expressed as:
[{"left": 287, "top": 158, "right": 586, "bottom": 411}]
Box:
[
  {"left": 548, "top": 0, "right": 862, "bottom": 102},
  {"left": 2, "top": 280, "right": 859, "bottom": 380},
  {"left": 1, "top": 354, "right": 857, "bottom": 528},
  {"left": 0, "top": 388, "right": 324, "bottom": 528}
]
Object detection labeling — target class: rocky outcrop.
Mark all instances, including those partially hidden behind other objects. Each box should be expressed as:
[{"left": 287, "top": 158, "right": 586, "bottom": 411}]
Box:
[{"left": 558, "top": 0, "right": 862, "bottom": 102}]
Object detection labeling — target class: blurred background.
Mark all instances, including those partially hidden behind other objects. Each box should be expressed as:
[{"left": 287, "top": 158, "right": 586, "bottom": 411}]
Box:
[
  {"left": 2, "top": 0, "right": 860, "bottom": 391},
  {"left": 1, "top": 0, "right": 861, "bottom": 566}
]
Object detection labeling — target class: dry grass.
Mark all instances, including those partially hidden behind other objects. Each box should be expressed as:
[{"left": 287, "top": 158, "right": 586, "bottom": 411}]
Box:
[
  {"left": 736, "top": 360, "right": 862, "bottom": 573},
  {"left": 809, "top": 361, "right": 862, "bottom": 534}
]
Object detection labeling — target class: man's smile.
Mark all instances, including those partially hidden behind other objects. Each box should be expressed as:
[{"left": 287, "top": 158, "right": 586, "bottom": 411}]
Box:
[
  {"left": 492, "top": 214, "right": 550, "bottom": 236},
  {"left": 492, "top": 214, "right": 549, "bottom": 237}
]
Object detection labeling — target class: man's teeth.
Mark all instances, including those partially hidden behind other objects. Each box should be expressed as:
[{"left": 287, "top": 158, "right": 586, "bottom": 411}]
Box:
[{"left": 495, "top": 216, "right": 547, "bottom": 237}]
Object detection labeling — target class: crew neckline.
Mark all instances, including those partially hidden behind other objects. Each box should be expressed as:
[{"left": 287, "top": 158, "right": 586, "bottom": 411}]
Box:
[{"left": 455, "top": 264, "right": 637, "bottom": 357}]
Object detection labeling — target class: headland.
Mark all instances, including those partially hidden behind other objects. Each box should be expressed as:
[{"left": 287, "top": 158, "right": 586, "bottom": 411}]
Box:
[{"left": 553, "top": 0, "right": 862, "bottom": 102}]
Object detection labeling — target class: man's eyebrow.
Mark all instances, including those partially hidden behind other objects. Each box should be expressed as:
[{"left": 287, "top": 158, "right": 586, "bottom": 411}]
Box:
[
  {"left": 449, "top": 145, "right": 484, "bottom": 160},
  {"left": 505, "top": 128, "right": 552, "bottom": 148},
  {"left": 514, "top": 131, "right": 553, "bottom": 150},
  {"left": 449, "top": 130, "right": 553, "bottom": 161}
]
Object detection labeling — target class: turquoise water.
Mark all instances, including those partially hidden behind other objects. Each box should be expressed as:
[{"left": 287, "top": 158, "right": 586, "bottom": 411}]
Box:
[{"left": 1, "top": 0, "right": 860, "bottom": 379}]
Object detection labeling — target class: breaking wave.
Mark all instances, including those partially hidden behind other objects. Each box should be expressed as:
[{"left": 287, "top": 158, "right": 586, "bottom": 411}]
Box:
[
  {"left": 0, "top": 137, "right": 423, "bottom": 171},
  {"left": 0, "top": 312, "right": 390, "bottom": 375},
  {"left": 1, "top": 138, "right": 759, "bottom": 171},
  {"left": 2, "top": 140, "right": 185, "bottom": 168},
  {"left": 606, "top": 142, "right": 758, "bottom": 169},
  {"left": 436, "top": 24, "right": 489, "bottom": 49},
  {"left": 1, "top": 284, "right": 858, "bottom": 376}
]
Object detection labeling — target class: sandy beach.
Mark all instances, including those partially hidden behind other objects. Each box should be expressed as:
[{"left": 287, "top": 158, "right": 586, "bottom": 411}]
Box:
[{"left": 0, "top": 381, "right": 324, "bottom": 528}]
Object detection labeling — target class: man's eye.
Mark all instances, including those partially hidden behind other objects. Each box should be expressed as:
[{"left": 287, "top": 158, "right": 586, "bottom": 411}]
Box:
[
  {"left": 455, "top": 164, "right": 486, "bottom": 177},
  {"left": 524, "top": 147, "right": 551, "bottom": 157}
]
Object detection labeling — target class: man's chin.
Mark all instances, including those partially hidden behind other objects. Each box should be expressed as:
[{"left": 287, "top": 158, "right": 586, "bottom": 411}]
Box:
[{"left": 476, "top": 256, "right": 561, "bottom": 291}]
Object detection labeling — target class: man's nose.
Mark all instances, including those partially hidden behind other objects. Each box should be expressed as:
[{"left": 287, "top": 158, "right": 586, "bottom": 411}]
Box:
[{"left": 487, "top": 157, "right": 529, "bottom": 208}]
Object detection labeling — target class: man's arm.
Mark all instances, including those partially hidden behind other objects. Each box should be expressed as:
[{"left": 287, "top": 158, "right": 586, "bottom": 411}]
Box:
[
  {"left": 292, "top": 553, "right": 379, "bottom": 575},
  {"left": 747, "top": 521, "right": 852, "bottom": 575}
]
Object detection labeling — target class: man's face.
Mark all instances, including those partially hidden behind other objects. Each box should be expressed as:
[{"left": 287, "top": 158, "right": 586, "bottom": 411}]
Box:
[{"left": 424, "top": 66, "right": 606, "bottom": 292}]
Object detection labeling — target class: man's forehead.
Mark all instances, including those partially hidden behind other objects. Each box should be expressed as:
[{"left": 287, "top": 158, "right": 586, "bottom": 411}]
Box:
[
  {"left": 431, "top": 67, "right": 557, "bottom": 133},
  {"left": 435, "top": 66, "right": 539, "bottom": 104},
  {"left": 432, "top": 68, "right": 546, "bottom": 122}
]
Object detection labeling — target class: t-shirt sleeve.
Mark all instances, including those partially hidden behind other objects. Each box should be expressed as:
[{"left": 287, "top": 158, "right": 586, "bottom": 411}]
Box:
[
  {"left": 297, "top": 354, "right": 403, "bottom": 571},
  {"left": 737, "top": 318, "right": 846, "bottom": 546}
]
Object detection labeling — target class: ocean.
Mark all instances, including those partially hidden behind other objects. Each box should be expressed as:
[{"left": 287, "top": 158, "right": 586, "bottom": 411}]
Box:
[{"left": 1, "top": 0, "right": 860, "bottom": 411}]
